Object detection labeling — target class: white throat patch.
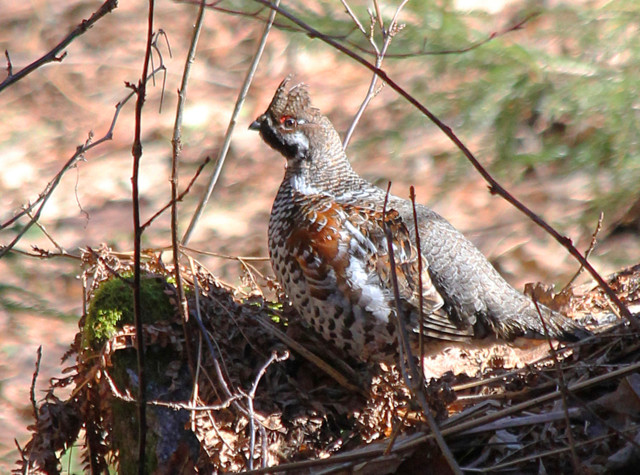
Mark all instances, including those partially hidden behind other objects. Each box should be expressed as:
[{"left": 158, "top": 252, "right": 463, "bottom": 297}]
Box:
[{"left": 290, "top": 174, "right": 321, "bottom": 195}]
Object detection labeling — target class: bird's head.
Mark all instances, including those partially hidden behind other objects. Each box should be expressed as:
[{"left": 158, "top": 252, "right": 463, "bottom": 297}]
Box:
[{"left": 250, "top": 76, "right": 340, "bottom": 163}]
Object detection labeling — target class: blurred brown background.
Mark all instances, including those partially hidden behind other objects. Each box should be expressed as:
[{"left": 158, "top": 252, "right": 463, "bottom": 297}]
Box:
[{"left": 1, "top": 0, "right": 639, "bottom": 469}]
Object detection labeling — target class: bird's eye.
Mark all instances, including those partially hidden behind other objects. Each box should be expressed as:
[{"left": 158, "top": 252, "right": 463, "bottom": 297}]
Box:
[{"left": 281, "top": 116, "right": 297, "bottom": 128}]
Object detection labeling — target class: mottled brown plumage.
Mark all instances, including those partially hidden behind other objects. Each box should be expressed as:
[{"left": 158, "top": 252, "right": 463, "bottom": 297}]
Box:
[{"left": 250, "top": 77, "right": 587, "bottom": 362}]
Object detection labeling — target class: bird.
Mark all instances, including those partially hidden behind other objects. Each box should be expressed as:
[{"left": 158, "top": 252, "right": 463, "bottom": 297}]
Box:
[{"left": 249, "top": 77, "right": 587, "bottom": 363}]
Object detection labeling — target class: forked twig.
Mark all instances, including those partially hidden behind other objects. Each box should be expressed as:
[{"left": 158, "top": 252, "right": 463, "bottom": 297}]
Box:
[
  {"left": 0, "top": 63, "right": 166, "bottom": 259},
  {"left": 186, "top": 256, "right": 255, "bottom": 422},
  {"left": 561, "top": 211, "right": 603, "bottom": 292},
  {"left": 342, "top": 0, "right": 408, "bottom": 148},
  {"left": 0, "top": 0, "right": 118, "bottom": 92},
  {"left": 141, "top": 156, "right": 211, "bottom": 231},
  {"left": 244, "top": 351, "right": 289, "bottom": 469}
]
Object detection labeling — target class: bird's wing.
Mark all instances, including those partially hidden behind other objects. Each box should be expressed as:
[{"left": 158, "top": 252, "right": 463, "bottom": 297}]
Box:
[{"left": 287, "top": 193, "right": 472, "bottom": 340}]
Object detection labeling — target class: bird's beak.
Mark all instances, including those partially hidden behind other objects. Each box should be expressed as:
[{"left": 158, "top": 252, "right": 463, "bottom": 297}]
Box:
[{"left": 249, "top": 116, "right": 263, "bottom": 131}]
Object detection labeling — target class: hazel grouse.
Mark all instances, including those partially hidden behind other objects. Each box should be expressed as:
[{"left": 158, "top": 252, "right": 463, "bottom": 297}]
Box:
[{"left": 250, "top": 77, "right": 586, "bottom": 362}]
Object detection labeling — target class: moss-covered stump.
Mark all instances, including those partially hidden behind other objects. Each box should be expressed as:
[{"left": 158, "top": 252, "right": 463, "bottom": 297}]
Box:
[{"left": 82, "top": 273, "right": 201, "bottom": 474}]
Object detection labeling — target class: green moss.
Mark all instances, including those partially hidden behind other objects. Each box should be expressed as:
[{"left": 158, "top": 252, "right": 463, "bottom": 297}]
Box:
[
  {"left": 84, "top": 274, "right": 174, "bottom": 350},
  {"left": 85, "top": 274, "right": 177, "bottom": 473}
]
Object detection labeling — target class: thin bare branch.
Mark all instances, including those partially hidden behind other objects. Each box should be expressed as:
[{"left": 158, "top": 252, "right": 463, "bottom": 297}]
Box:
[
  {"left": 244, "top": 351, "right": 289, "bottom": 469},
  {"left": 130, "top": 1, "right": 157, "bottom": 469},
  {"left": 409, "top": 186, "right": 426, "bottom": 380},
  {"left": 181, "top": 0, "right": 536, "bottom": 61},
  {"left": 0, "top": 64, "right": 165, "bottom": 258},
  {"left": 382, "top": 183, "right": 461, "bottom": 475},
  {"left": 533, "top": 298, "right": 580, "bottom": 471},
  {"left": 30, "top": 346, "right": 43, "bottom": 421},
  {"left": 343, "top": 0, "right": 408, "bottom": 148},
  {"left": 382, "top": 11, "right": 540, "bottom": 58},
  {"left": 168, "top": 0, "right": 207, "bottom": 383},
  {"left": 481, "top": 428, "right": 637, "bottom": 472},
  {"left": 182, "top": 247, "right": 269, "bottom": 262},
  {"left": 0, "top": 0, "right": 118, "bottom": 92},
  {"left": 182, "top": 0, "right": 281, "bottom": 245},
  {"left": 141, "top": 156, "right": 211, "bottom": 231},
  {"left": 340, "top": 0, "right": 367, "bottom": 36},
  {"left": 562, "top": 211, "right": 603, "bottom": 292},
  {"left": 25, "top": 211, "right": 67, "bottom": 255}
]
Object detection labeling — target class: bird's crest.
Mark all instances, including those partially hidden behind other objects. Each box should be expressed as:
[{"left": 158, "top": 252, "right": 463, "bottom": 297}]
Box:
[{"left": 267, "top": 75, "right": 318, "bottom": 119}]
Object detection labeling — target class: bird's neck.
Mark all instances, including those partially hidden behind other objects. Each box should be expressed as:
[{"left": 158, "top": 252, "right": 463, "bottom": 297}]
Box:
[{"left": 283, "top": 148, "right": 363, "bottom": 196}]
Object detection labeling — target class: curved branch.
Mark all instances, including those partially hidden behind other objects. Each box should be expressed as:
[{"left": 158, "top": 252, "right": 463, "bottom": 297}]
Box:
[{"left": 0, "top": 0, "right": 118, "bottom": 93}]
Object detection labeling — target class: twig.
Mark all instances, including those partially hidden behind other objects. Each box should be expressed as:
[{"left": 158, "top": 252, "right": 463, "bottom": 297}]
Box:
[
  {"left": 30, "top": 346, "right": 43, "bottom": 421},
  {"left": 140, "top": 156, "right": 211, "bottom": 231},
  {"left": 561, "top": 211, "right": 603, "bottom": 292},
  {"left": 340, "top": 0, "right": 367, "bottom": 36},
  {"left": 25, "top": 211, "right": 67, "bottom": 255},
  {"left": 380, "top": 12, "right": 540, "bottom": 58},
  {"left": 372, "top": 0, "right": 384, "bottom": 32},
  {"left": 0, "top": 64, "right": 166, "bottom": 259},
  {"left": 186, "top": 256, "right": 253, "bottom": 418},
  {"left": 251, "top": 0, "right": 638, "bottom": 330},
  {"left": 181, "top": 0, "right": 281, "bottom": 245},
  {"left": 4, "top": 50, "right": 12, "bottom": 77},
  {"left": 384, "top": 410, "right": 410, "bottom": 456},
  {"left": 409, "top": 186, "right": 426, "bottom": 382},
  {"left": 440, "top": 360, "right": 640, "bottom": 439},
  {"left": 6, "top": 247, "right": 81, "bottom": 260},
  {"left": 190, "top": 335, "right": 203, "bottom": 432},
  {"left": 103, "top": 367, "right": 240, "bottom": 410},
  {"left": 382, "top": 183, "right": 461, "bottom": 475},
  {"left": 478, "top": 428, "right": 638, "bottom": 472},
  {"left": 533, "top": 298, "right": 580, "bottom": 471},
  {"left": 149, "top": 30, "right": 171, "bottom": 112},
  {"left": 0, "top": 0, "right": 118, "bottom": 92},
  {"left": 130, "top": 1, "right": 157, "bottom": 470},
  {"left": 169, "top": 0, "right": 207, "bottom": 349},
  {"left": 250, "top": 311, "right": 367, "bottom": 397},
  {"left": 453, "top": 407, "right": 581, "bottom": 437},
  {"left": 181, "top": 246, "right": 269, "bottom": 262},
  {"left": 188, "top": 0, "right": 535, "bottom": 60},
  {"left": 343, "top": 0, "right": 407, "bottom": 148},
  {"left": 244, "top": 351, "right": 289, "bottom": 469}
]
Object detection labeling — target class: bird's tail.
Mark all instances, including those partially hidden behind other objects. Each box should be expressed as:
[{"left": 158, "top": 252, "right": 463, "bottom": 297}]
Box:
[{"left": 490, "top": 295, "right": 591, "bottom": 342}]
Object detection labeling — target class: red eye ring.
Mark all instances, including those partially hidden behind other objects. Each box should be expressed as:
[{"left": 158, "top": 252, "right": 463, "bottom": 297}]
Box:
[{"left": 280, "top": 116, "right": 297, "bottom": 128}]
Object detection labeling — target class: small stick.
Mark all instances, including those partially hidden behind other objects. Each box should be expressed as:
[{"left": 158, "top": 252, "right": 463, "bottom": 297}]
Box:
[
  {"left": 533, "top": 298, "right": 580, "bottom": 471},
  {"left": 30, "top": 346, "right": 43, "bottom": 421},
  {"left": 409, "top": 186, "right": 426, "bottom": 384},
  {"left": 561, "top": 211, "right": 603, "bottom": 292},
  {"left": 0, "top": 0, "right": 118, "bottom": 92},
  {"left": 382, "top": 183, "right": 462, "bottom": 475},
  {"left": 182, "top": 0, "right": 281, "bottom": 245}
]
